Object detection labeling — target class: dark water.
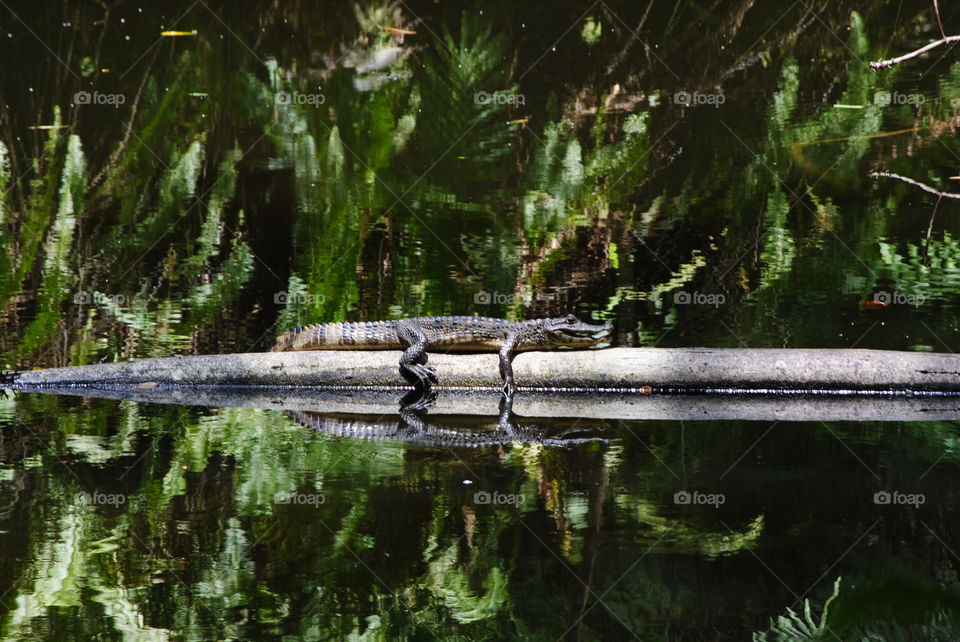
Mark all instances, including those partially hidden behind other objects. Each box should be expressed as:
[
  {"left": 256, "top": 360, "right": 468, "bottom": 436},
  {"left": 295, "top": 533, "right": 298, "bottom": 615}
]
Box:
[{"left": 2, "top": 1, "right": 960, "bottom": 639}]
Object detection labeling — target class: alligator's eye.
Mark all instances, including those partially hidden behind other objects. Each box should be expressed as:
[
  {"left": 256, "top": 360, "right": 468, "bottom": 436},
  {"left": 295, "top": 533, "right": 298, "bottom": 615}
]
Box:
[{"left": 565, "top": 314, "right": 577, "bottom": 324}]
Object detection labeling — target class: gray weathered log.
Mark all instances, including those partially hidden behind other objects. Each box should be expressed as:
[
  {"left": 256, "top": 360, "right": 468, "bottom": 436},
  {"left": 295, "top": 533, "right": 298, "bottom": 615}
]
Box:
[
  {"left": 6, "top": 347, "right": 960, "bottom": 422},
  {"left": 8, "top": 347, "right": 960, "bottom": 392}
]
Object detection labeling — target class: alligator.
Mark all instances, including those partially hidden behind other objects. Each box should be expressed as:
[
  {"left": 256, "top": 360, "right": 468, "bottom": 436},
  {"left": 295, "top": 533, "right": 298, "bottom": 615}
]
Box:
[{"left": 270, "top": 314, "right": 613, "bottom": 396}]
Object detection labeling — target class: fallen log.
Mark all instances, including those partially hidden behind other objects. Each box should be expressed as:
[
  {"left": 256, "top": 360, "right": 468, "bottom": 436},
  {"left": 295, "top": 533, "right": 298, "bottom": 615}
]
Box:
[{"left": 7, "top": 347, "right": 960, "bottom": 393}]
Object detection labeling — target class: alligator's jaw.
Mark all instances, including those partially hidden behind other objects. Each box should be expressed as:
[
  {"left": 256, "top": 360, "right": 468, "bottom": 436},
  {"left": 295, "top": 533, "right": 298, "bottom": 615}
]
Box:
[{"left": 553, "top": 322, "right": 613, "bottom": 348}]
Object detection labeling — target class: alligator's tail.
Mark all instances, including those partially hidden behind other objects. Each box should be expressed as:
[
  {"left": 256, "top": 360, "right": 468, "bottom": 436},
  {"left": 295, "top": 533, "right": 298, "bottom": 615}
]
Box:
[{"left": 270, "top": 321, "right": 402, "bottom": 352}]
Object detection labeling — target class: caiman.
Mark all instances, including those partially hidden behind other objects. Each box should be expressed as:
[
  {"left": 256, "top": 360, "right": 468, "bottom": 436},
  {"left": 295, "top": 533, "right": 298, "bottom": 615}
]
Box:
[{"left": 270, "top": 314, "right": 613, "bottom": 395}]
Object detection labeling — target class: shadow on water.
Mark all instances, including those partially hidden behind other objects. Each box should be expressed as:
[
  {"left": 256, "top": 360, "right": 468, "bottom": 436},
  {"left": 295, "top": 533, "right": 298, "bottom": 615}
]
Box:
[{"left": 288, "top": 393, "right": 615, "bottom": 448}]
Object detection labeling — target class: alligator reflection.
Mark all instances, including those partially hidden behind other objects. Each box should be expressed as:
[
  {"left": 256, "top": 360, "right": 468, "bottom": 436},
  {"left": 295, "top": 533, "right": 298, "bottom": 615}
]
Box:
[{"left": 285, "top": 390, "right": 614, "bottom": 447}]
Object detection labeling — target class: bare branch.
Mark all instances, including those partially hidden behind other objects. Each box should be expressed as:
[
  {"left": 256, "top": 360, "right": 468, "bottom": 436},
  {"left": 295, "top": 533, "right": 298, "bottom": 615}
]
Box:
[
  {"left": 870, "top": 35, "right": 960, "bottom": 69},
  {"left": 934, "top": 0, "right": 947, "bottom": 40}
]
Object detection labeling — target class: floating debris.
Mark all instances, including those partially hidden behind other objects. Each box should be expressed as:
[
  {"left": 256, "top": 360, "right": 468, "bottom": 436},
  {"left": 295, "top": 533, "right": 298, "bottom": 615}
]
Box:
[{"left": 380, "top": 26, "right": 416, "bottom": 36}]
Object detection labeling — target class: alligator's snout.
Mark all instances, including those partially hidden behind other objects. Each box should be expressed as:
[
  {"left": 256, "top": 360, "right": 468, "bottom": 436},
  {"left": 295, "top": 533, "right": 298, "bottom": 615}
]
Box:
[
  {"left": 550, "top": 317, "right": 613, "bottom": 348},
  {"left": 580, "top": 319, "right": 613, "bottom": 336}
]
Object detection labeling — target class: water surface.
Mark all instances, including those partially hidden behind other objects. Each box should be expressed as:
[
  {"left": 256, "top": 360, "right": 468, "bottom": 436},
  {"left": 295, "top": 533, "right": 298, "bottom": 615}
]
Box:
[{"left": 2, "top": 1, "right": 960, "bottom": 639}]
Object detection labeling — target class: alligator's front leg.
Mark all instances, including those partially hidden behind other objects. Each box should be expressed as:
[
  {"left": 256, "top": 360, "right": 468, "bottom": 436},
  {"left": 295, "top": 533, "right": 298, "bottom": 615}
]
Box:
[
  {"left": 498, "top": 332, "right": 521, "bottom": 398},
  {"left": 397, "top": 321, "right": 438, "bottom": 390}
]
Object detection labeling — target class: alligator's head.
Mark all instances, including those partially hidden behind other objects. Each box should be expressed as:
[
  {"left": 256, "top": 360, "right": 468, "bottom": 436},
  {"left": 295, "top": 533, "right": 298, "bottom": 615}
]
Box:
[{"left": 541, "top": 314, "right": 613, "bottom": 348}]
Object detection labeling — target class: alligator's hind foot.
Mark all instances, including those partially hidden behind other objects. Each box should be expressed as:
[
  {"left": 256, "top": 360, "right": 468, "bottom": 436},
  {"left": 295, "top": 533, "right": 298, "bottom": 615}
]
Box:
[
  {"left": 401, "top": 387, "right": 437, "bottom": 412},
  {"left": 0, "top": 371, "right": 20, "bottom": 398},
  {"left": 401, "top": 363, "right": 437, "bottom": 387}
]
